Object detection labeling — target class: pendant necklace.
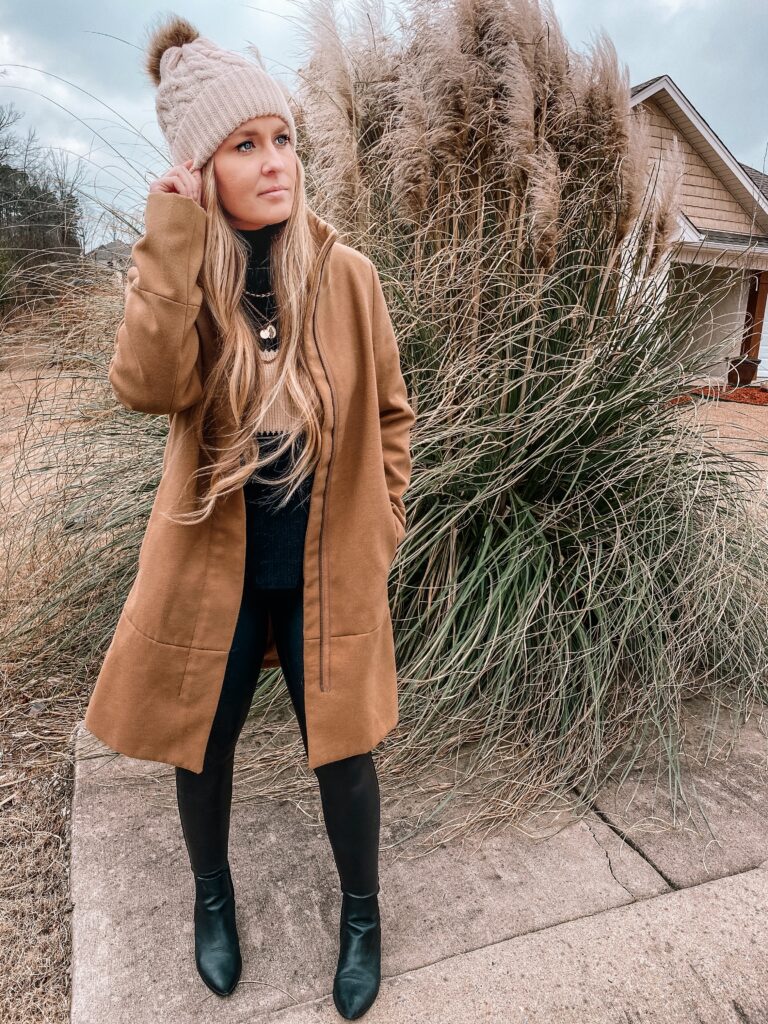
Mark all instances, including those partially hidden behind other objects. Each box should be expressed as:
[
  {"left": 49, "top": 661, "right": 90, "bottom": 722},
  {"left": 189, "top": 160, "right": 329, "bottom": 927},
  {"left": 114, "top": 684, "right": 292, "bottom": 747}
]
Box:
[
  {"left": 243, "top": 239, "right": 277, "bottom": 342},
  {"left": 244, "top": 286, "right": 277, "bottom": 341}
]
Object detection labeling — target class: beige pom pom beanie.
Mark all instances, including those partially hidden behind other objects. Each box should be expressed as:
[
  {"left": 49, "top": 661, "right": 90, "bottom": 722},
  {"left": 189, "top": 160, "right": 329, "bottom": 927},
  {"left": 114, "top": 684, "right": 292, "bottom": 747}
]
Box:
[{"left": 143, "top": 14, "right": 297, "bottom": 171}]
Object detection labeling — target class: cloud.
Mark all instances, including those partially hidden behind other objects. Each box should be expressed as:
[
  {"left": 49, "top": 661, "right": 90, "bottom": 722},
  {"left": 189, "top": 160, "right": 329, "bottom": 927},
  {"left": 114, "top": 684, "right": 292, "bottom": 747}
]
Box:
[
  {"left": 0, "top": 0, "right": 764, "bottom": 241},
  {"left": 554, "top": 0, "right": 768, "bottom": 171}
]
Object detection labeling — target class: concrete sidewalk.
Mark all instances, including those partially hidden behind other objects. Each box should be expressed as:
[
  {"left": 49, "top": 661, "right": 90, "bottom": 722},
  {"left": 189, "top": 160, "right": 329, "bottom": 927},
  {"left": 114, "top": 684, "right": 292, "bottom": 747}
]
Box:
[{"left": 69, "top": 697, "right": 768, "bottom": 1023}]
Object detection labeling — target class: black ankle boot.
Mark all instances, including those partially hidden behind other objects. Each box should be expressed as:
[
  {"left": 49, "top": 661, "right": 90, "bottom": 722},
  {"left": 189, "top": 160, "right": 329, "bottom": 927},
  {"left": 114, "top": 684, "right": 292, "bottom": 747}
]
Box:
[
  {"left": 193, "top": 864, "right": 242, "bottom": 996},
  {"left": 332, "top": 888, "right": 381, "bottom": 1019}
]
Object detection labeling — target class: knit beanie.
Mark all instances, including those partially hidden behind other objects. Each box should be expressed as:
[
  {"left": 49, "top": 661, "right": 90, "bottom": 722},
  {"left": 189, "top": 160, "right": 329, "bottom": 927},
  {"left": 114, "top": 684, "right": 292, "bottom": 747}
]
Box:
[{"left": 143, "top": 14, "right": 297, "bottom": 171}]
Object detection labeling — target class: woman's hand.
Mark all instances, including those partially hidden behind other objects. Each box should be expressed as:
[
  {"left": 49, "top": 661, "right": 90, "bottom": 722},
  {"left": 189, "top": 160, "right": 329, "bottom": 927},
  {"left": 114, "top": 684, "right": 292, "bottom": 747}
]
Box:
[{"left": 149, "top": 158, "right": 203, "bottom": 205}]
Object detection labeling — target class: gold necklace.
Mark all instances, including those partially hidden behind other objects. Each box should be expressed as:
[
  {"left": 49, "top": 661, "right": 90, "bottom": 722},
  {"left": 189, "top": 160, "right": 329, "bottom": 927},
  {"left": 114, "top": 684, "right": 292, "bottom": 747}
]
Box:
[{"left": 243, "top": 292, "right": 277, "bottom": 340}]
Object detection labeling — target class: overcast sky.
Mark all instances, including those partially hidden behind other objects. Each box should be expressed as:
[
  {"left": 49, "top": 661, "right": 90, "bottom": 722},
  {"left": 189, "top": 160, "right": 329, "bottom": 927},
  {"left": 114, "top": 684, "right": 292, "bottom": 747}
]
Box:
[{"left": 1, "top": 0, "right": 766, "bottom": 247}]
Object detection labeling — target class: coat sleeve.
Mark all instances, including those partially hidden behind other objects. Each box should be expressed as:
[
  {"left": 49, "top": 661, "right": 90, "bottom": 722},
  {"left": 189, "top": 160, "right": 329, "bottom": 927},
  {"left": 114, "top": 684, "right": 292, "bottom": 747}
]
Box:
[
  {"left": 370, "top": 260, "right": 416, "bottom": 547},
  {"left": 108, "top": 191, "right": 207, "bottom": 415}
]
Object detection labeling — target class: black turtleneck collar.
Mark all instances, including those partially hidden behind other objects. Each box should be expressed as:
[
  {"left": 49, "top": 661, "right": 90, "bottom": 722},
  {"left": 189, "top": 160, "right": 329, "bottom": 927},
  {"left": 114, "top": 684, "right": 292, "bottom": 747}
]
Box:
[{"left": 234, "top": 219, "right": 282, "bottom": 266}]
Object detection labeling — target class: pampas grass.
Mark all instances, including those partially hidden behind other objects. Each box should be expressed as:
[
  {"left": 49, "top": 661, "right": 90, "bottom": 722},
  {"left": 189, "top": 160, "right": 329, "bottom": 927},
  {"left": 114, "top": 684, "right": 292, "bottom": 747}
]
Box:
[{"left": 286, "top": 0, "right": 768, "bottom": 846}]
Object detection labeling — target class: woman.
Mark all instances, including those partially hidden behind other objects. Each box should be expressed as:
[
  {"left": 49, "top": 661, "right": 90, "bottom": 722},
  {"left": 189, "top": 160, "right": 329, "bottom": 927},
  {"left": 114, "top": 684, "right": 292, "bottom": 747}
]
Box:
[{"left": 83, "top": 14, "right": 415, "bottom": 1020}]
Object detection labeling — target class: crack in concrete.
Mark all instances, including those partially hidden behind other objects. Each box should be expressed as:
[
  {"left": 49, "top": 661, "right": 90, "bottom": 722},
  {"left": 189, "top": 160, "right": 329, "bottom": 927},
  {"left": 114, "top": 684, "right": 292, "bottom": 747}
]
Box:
[
  {"left": 583, "top": 817, "right": 637, "bottom": 900},
  {"left": 579, "top": 794, "right": 679, "bottom": 891}
]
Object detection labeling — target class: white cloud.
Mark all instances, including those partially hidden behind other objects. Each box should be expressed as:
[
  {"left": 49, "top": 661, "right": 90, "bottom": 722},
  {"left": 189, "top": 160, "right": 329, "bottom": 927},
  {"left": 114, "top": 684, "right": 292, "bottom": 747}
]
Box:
[{"left": 0, "top": 0, "right": 764, "bottom": 243}]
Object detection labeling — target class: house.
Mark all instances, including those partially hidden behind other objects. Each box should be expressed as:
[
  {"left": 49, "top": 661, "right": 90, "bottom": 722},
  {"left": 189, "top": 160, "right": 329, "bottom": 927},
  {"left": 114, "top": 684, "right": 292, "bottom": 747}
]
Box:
[
  {"left": 630, "top": 75, "right": 768, "bottom": 384},
  {"left": 84, "top": 240, "right": 133, "bottom": 288}
]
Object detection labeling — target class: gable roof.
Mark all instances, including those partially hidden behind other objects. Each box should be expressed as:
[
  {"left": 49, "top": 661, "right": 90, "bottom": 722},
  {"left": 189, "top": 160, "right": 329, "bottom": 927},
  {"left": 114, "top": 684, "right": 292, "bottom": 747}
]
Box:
[
  {"left": 630, "top": 76, "right": 665, "bottom": 96},
  {"left": 741, "top": 163, "right": 768, "bottom": 201},
  {"left": 86, "top": 240, "right": 132, "bottom": 259},
  {"left": 630, "top": 74, "right": 768, "bottom": 234}
]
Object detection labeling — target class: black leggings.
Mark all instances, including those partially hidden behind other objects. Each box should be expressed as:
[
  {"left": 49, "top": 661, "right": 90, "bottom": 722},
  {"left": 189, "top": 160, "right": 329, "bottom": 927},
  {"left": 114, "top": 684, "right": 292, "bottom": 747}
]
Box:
[{"left": 174, "top": 584, "right": 380, "bottom": 897}]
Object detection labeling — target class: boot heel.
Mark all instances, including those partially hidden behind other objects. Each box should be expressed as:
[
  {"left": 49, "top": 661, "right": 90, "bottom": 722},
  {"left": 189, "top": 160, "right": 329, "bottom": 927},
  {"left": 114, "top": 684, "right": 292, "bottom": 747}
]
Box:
[
  {"left": 193, "top": 864, "right": 242, "bottom": 996},
  {"left": 332, "top": 888, "right": 381, "bottom": 1019}
]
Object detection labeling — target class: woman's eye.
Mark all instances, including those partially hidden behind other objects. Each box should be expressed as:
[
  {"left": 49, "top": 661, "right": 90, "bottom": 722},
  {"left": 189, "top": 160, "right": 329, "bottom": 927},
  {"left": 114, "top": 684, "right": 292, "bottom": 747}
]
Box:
[{"left": 237, "top": 135, "right": 290, "bottom": 153}]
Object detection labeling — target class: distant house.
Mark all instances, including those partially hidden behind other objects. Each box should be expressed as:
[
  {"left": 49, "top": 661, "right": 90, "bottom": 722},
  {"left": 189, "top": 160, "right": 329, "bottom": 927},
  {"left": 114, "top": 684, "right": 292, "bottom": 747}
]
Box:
[
  {"left": 84, "top": 240, "right": 133, "bottom": 287},
  {"left": 631, "top": 75, "right": 768, "bottom": 384}
]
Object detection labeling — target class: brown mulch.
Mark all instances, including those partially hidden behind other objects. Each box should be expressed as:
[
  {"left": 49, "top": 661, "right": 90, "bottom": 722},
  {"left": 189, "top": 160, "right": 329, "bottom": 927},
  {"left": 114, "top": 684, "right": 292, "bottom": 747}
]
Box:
[{"left": 688, "top": 384, "right": 768, "bottom": 407}]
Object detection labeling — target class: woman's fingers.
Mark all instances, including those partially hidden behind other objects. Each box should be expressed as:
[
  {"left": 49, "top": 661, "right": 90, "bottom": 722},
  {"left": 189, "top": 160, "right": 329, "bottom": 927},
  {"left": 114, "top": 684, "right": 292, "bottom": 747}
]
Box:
[
  {"left": 177, "top": 162, "right": 197, "bottom": 194},
  {"left": 178, "top": 159, "right": 203, "bottom": 202},
  {"left": 148, "top": 159, "right": 203, "bottom": 204}
]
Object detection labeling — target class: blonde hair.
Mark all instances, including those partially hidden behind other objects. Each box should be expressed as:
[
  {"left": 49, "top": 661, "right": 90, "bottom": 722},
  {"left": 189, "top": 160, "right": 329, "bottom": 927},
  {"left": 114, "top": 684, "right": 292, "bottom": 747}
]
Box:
[{"left": 168, "top": 151, "right": 324, "bottom": 526}]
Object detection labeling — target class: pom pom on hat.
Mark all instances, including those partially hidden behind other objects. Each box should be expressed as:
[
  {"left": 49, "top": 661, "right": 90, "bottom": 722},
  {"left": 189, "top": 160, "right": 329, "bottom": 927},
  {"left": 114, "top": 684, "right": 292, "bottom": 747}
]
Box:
[{"left": 143, "top": 14, "right": 199, "bottom": 87}]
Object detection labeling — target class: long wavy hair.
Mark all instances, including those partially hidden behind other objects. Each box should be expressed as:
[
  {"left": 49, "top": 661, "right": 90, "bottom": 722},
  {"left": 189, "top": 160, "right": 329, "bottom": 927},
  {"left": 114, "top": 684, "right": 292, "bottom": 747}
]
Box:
[{"left": 166, "top": 150, "right": 325, "bottom": 526}]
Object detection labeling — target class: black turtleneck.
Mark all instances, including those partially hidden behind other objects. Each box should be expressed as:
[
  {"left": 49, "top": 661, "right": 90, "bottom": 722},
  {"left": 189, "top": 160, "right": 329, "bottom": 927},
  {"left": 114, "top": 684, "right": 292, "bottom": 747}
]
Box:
[{"left": 236, "top": 219, "right": 279, "bottom": 263}]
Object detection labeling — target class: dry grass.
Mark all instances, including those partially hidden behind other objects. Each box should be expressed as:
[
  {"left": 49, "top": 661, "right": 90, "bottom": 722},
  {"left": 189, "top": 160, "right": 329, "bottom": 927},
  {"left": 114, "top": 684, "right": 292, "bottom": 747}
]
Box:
[
  {"left": 0, "top": 266, "right": 129, "bottom": 1021},
  {"left": 0, "top": 340, "right": 83, "bottom": 1023}
]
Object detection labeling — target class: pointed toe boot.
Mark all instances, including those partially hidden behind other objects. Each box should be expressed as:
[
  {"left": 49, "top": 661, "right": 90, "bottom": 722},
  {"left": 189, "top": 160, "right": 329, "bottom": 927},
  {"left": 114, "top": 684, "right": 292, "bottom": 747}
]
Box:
[
  {"left": 332, "top": 889, "right": 382, "bottom": 1020},
  {"left": 193, "top": 864, "right": 242, "bottom": 996}
]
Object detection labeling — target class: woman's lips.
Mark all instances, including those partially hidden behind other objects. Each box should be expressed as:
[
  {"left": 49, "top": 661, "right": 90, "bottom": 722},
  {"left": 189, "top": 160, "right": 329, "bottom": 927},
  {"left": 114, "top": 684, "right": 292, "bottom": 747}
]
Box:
[{"left": 260, "top": 187, "right": 287, "bottom": 196}]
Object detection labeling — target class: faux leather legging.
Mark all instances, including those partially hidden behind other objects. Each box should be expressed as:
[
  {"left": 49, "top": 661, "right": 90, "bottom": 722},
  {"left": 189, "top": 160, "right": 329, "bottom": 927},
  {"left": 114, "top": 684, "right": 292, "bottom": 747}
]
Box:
[{"left": 174, "top": 584, "right": 380, "bottom": 897}]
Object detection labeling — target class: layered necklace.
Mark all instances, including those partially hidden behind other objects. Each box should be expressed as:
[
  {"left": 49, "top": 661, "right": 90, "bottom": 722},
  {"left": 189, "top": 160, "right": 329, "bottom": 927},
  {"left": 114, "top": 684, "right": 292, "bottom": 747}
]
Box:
[{"left": 238, "top": 223, "right": 279, "bottom": 345}]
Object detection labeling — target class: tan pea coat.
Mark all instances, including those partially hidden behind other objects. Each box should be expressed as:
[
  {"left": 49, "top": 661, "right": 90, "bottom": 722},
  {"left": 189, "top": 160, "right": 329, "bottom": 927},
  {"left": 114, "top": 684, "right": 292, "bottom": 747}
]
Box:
[{"left": 83, "top": 191, "right": 415, "bottom": 772}]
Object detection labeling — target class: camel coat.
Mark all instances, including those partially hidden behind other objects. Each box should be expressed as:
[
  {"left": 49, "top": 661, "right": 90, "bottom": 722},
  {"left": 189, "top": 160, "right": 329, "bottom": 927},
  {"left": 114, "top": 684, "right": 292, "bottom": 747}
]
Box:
[{"left": 83, "top": 191, "right": 415, "bottom": 772}]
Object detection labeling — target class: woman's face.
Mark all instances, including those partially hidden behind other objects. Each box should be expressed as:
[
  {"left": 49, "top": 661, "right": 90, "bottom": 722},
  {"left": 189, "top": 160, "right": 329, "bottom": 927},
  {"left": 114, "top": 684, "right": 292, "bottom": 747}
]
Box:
[{"left": 213, "top": 114, "right": 297, "bottom": 230}]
